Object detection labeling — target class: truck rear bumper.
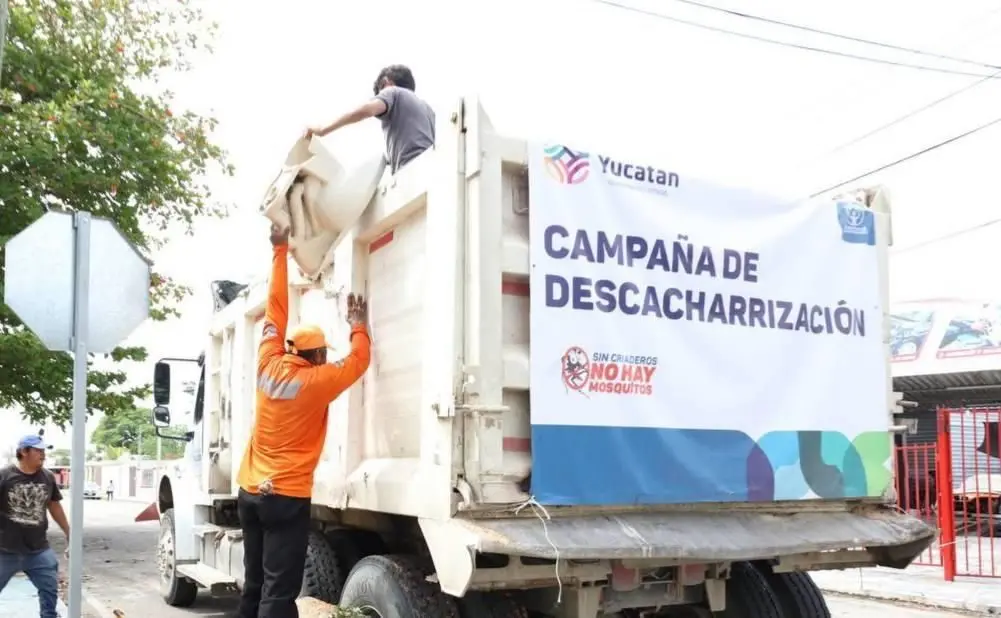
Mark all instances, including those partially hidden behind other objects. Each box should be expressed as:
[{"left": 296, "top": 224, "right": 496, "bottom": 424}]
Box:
[{"left": 419, "top": 505, "right": 935, "bottom": 596}]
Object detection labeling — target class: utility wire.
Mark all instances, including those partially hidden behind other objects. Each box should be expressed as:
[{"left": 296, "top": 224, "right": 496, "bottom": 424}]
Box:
[
  {"left": 819, "top": 68, "right": 1001, "bottom": 159},
  {"left": 893, "top": 218, "right": 1001, "bottom": 255},
  {"left": 591, "top": 0, "right": 1001, "bottom": 79},
  {"left": 671, "top": 0, "right": 1001, "bottom": 71},
  {"left": 809, "top": 113, "right": 1001, "bottom": 197}
]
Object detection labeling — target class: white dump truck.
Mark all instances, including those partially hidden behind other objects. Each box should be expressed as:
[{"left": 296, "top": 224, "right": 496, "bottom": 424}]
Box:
[{"left": 147, "top": 96, "right": 934, "bottom": 618}]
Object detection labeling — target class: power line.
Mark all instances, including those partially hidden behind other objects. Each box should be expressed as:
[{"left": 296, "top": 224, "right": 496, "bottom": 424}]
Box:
[
  {"left": 809, "top": 113, "right": 1001, "bottom": 197},
  {"left": 671, "top": 0, "right": 1001, "bottom": 71},
  {"left": 818, "top": 68, "right": 1001, "bottom": 159},
  {"left": 893, "top": 218, "right": 1001, "bottom": 255},
  {"left": 591, "top": 0, "right": 1001, "bottom": 79},
  {"left": 786, "top": 5, "right": 1001, "bottom": 140}
]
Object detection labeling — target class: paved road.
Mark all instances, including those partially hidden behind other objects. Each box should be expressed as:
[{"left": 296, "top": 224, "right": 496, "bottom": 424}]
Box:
[
  {"left": 25, "top": 500, "right": 977, "bottom": 617},
  {"left": 51, "top": 499, "right": 234, "bottom": 617}
]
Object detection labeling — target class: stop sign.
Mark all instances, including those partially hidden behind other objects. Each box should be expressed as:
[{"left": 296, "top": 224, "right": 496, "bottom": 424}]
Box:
[{"left": 3, "top": 211, "right": 151, "bottom": 353}]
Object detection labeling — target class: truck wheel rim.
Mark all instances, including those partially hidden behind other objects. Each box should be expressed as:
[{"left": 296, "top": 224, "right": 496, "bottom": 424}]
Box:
[{"left": 157, "top": 523, "right": 175, "bottom": 585}]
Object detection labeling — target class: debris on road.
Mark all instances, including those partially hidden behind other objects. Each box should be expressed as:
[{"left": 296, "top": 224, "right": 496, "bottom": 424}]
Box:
[{"left": 297, "top": 597, "right": 367, "bottom": 618}]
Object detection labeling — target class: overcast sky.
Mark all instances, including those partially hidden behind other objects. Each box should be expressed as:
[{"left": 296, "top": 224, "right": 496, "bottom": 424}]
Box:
[{"left": 7, "top": 0, "right": 1001, "bottom": 447}]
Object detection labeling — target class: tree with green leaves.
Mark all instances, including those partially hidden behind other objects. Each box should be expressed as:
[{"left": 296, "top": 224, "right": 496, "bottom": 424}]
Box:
[
  {"left": 91, "top": 406, "right": 187, "bottom": 460},
  {"left": 0, "top": 0, "right": 232, "bottom": 427}
]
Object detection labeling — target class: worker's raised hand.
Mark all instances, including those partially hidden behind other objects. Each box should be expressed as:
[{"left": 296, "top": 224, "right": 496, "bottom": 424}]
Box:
[
  {"left": 269, "top": 223, "right": 289, "bottom": 247},
  {"left": 346, "top": 293, "right": 368, "bottom": 327}
]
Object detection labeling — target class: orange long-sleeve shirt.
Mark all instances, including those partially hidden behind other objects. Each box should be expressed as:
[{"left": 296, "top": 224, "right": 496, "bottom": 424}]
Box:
[{"left": 236, "top": 244, "right": 371, "bottom": 499}]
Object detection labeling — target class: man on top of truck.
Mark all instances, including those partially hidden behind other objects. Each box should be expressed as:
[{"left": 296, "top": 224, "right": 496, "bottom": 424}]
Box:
[
  {"left": 235, "top": 224, "right": 371, "bottom": 618},
  {"left": 305, "top": 64, "right": 435, "bottom": 174}
]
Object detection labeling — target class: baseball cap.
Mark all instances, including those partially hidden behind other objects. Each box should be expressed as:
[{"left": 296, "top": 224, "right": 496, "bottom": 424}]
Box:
[
  {"left": 287, "top": 324, "right": 327, "bottom": 352},
  {"left": 17, "top": 435, "right": 52, "bottom": 450}
]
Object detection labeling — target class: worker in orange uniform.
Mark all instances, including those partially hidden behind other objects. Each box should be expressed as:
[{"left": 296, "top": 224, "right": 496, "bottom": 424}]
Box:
[{"left": 236, "top": 224, "right": 371, "bottom": 618}]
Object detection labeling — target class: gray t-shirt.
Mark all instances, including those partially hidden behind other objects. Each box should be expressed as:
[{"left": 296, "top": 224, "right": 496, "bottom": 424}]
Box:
[
  {"left": 374, "top": 86, "right": 435, "bottom": 174},
  {"left": 0, "top": 465, "right": 61, "bottom": 554}
]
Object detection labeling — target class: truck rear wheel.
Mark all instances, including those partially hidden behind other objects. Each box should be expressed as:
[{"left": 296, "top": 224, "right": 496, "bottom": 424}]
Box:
[
  {"left": 757, "top": 570, "right": 830, "bottom": 618},
  {"left": 722, "top": 562, "right": 783, "bottom": 618},
  {"left": 301, "top": 530, "right": 344, "bottom": 604},
  {"left": 339, "top": 554, "right": 460, "bottom": 618},
  {"left": 158, "top": 508, "right": 198, "bottom": 607}
]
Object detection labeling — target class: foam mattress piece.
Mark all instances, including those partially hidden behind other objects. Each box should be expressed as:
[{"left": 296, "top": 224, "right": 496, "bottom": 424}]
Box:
[{"left": 260, "top": 136, "right": 385, "bottom": 278}]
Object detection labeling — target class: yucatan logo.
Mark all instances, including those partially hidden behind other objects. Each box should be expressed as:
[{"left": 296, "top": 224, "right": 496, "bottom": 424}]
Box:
[
  {"left": 542, "top": 144, "right": 680, "bottom": 194},
  {"left": 560, "top": 346, "right": 658, "bottom": 397},
  {"left": 543, "top": 145, "right": 590, "bottom": 185}
]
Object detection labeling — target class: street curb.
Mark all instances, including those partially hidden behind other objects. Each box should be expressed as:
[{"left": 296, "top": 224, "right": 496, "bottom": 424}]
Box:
[{"left": 819, "top": 586, "right": 1001, "bottom": 615}]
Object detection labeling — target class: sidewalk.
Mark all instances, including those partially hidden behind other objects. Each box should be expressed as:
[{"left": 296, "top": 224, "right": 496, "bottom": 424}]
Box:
[
  {"left": 0, "top": 573, "right": 68, "bottom": 617},
  {"left": 812, "top": 566, "right": 1001, "bottom": 614}
]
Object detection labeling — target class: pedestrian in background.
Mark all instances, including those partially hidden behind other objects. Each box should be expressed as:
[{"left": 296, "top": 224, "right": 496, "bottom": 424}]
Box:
[
  {"left": 106, "top": 480, "right": 114, "bottom": 501},
  {"left": 0, "top": 435, "right": 72, "bottom": 618}
]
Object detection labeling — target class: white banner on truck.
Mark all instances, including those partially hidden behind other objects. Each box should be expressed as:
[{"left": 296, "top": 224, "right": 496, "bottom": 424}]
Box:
[{"left": 528, "top": 143, "right": 891, "bottom": 506}]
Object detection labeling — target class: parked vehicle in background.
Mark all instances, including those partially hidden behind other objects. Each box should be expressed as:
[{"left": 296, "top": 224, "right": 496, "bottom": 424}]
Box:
[{"left": 83, "top": 481, "right": 100, "bottom": 500}]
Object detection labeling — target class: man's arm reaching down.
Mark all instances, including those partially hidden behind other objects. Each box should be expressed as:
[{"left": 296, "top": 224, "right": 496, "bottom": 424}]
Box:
[
  {"left": 48, "top": 500, "right": 70, "bottom": 539},
  {"left": 48, "top": 486, "right": 70, "bottom": 558},
  {"left": 306, "top": 95, "right": 390, "bottom": 138},
  {"left": 259, "top": 224, "right": 291, "bottom": 372}
]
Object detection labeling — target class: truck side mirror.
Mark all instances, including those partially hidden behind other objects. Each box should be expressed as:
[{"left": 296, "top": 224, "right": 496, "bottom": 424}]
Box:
[
  {"left": 152, "top": 405, "right": 171, "bottom": 428},
  {"left": 153, "top": 362, "right": 172, "bottom": 405}
]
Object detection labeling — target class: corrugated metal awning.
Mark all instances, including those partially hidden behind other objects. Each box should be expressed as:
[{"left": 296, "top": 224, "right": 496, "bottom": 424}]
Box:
[{"left": 895, "top": 370, "right": 1001, "bottom": 405}]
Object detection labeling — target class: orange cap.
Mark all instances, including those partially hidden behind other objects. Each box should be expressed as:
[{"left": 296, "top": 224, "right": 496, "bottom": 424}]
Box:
[{"left": 286, "top": 324, "right": 327, "bottom": 352}]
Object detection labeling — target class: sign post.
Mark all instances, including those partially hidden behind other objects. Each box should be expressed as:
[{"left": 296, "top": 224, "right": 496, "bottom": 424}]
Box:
[{"left": 4, "top": 210, "right": 151, "bottom": 618}]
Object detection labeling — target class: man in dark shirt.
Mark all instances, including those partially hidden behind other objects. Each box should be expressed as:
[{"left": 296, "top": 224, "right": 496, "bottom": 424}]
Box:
[
  {"left": 305, "top": 64, "right": 436, "bottom": 173},
  {"left": 0, "top": 435, "right": 71, "bottom": 618}
]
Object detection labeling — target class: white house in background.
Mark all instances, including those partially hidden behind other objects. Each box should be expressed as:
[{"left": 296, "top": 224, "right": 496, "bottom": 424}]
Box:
[{"left": 84, "top": 458, "right": 180, "bottom": 503}]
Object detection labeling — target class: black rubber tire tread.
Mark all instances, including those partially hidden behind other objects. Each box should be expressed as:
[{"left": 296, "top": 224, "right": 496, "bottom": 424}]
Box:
[
  {"left": 301, "top": 529, "right": 344, "bottom": 603},
  {"left": 457, "top": 591, "right": 530, "bottom": 618},
  {"left": 339, "top": 554, "right": 460, "bottom": 618},
  {"left": 160, "top": 508, "right": 198, "bottom": 607},
  {"left": 723, "top": 561, "right": 785, "bottom": 618},
  {"left": 759, "top": 570, "right": 830, "bottom": 618}
]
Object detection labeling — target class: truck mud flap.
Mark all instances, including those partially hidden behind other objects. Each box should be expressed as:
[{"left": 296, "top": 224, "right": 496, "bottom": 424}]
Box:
[{"left": 418, "top": 505, "right": 935, "bottom": 596}]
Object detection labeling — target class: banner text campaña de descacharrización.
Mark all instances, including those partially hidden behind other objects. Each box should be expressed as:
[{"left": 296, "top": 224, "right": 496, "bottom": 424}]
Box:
[{"left": 542, "top": 225, "right": 867, "bottom": 337}]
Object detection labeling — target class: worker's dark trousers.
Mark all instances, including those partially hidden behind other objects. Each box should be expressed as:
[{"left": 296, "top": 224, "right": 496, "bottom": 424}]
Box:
[{"left": 237, "top": 488, "right": 311, "bottom": 618}]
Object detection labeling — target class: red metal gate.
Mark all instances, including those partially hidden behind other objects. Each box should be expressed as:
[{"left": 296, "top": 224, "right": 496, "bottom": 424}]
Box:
[
  {"left": 894, "top": 442, "right": 941, "bottom": 566},
  {"left": 936, "top": 406, "right": 1001, "bottom": 580}
]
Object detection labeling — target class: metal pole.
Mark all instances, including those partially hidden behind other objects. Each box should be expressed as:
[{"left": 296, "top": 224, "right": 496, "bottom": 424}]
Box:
[
  {"left": 67, "top": 211, "right": 91, "bottom": 618},
  {"left": 0, "top": 0, "right": 8, "bottom": 81}
]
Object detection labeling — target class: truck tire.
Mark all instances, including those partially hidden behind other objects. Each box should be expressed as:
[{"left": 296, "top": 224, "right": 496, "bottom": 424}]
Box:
[
  {"left": 158, "top": 508, "right": 198, "bottom": 607},
  {"left": 457, "top": 591, "right": 529, "bottom": 618},
  {"left": 722, "top": 561, "right": 784, "bottom": 618},
  {"left": 301, "top": 530, "right": 344, "bottom": 604},
  {"left": 758, "top": 570, "right": 830, "bottom": 618},
  {"left": 339, "top": 554, "right": 460, "bottom": 618}
]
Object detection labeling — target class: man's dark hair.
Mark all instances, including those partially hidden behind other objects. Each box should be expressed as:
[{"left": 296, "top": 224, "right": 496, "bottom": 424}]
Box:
[
  {"left": 374, "top": 65, "right": 416, "bottom": 95},
  {"left": 15, "top": 449, "right": 23, "bottom": 461}
]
